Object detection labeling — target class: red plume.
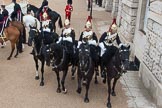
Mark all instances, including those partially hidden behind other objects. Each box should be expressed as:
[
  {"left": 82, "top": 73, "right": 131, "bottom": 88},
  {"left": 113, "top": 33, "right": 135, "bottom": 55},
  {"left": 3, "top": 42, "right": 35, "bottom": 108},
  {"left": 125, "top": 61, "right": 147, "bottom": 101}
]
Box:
[
  {"left": 87, "top": 16, "right": 92, "bottom": 22},
  {"left": 109, "top": 18, "right": 117, "bottom": 32}
]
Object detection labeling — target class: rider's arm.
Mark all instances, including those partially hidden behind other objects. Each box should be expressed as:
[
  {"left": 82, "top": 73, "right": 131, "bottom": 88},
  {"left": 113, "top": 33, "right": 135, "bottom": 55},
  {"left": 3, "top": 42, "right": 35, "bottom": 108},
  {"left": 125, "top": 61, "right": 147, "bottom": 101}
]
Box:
[
  {"left": 93, "top": 32, "right": 98, "bottom": 43},
  {"left": 71, "top": 30, "right": 75, "bottom": 43},
  {"left": 116, "top": 34, "right": 122, "bottom": 46},
  {"left": 99, "top": 32, "right": 107, "bottom": 43},
  {"left": 79, "top": 32, "right": 83, "bottom": 41}
]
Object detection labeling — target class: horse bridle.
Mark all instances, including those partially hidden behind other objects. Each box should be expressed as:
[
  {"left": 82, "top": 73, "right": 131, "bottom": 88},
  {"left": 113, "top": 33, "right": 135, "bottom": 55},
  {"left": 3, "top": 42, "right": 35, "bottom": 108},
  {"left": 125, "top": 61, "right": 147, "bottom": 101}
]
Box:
[
  {"left": 119, "top": 48, "right": 130, "bottom": 73},
  {"left": 79, "top": 47, "right": 91, "bottom": 76}
]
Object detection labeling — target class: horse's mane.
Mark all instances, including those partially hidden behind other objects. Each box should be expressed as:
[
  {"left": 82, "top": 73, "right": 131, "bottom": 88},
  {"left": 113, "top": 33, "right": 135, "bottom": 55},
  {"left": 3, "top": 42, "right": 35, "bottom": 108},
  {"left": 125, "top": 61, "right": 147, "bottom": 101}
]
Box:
[
  {"left": 27, "top": 4, "right": 39, "bottom": 12},
  {"left": 102, "top": 45, "right": 118, "bottom": 65}
]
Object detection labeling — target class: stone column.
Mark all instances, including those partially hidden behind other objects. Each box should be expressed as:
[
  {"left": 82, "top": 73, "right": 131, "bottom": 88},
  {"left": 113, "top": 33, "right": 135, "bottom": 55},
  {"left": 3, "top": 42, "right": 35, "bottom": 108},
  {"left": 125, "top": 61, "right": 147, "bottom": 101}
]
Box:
[{"left": 118, "top": 0, "right": 139, "bottom": 43}]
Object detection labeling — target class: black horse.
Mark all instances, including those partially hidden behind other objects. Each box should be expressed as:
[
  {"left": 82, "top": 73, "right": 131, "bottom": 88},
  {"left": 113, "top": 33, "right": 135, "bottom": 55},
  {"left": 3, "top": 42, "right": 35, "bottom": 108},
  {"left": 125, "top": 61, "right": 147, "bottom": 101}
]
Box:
[
  {"left": 27, "top": 4, "right": 39, "bottom": 17},
  {"left": 28, "top": 26, "right": 58, "bottom": 86},
  {"left": 51, "top": 42, "right": 71, "bottom": 93},
  {"left": 76, "top": 43, "right": 95, "bottom": 103},
  {"left": 27, "top": 4, "right": 63, "bottom": 32},
  {"left": 101, "top": 45, "right": 130, "bottom": 108}
]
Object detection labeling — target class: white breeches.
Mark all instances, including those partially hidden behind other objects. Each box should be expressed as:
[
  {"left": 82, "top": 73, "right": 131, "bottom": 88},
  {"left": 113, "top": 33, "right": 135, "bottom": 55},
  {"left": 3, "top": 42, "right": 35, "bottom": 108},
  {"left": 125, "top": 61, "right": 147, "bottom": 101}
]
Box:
[
  {"left": 57, "top": 36, "right": 73, "bottom": 43},
  {"left": 99, "top": 42, "right": 106, "bottom": 57}
]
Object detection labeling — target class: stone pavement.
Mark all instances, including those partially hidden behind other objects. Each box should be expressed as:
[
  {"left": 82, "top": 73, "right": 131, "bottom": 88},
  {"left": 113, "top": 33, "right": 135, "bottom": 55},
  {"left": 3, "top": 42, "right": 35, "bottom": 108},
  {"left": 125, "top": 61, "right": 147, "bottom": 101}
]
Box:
[{"left": 0, "top": 0, "right": 157, "bottom": 108}]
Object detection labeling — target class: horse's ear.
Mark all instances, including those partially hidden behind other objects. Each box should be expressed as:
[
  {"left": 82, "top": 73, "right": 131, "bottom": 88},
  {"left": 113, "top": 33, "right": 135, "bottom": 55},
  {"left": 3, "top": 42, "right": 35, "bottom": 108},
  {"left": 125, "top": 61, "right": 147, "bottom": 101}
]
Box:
[
  {"left": 120, "top": 45, "right": 124, "bottom": 49},
  {"left": 127, "top": 45, "right": 130, "bottom": 49},
  {"left": 29, "top": 25, "right": 32, "bottom": 28}
]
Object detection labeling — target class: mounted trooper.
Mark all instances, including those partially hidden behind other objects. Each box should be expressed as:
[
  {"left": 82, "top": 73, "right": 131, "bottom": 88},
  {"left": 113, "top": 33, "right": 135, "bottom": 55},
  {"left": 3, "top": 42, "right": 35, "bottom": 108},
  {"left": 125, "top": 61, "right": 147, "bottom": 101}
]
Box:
[
  {"left": 1, "top": 5, "right": 9, "bottom": 27},
  {"left": 57, "top": 19, "right": 75, "bottom": 63},
  {"left": 13, "top": 0, "right": 23, "bottom": 22},
  {"left": 57, "top": 19, "right": 75, "bottom": 44},
  {"left": 78, "top": 16, "right": 98, "bottom": 63},
  {"left": 39, "top": 0, "right": 52, "bottom": 22},
  {"left": 99, "top": 18, "right": 124, "bottom": 77}
]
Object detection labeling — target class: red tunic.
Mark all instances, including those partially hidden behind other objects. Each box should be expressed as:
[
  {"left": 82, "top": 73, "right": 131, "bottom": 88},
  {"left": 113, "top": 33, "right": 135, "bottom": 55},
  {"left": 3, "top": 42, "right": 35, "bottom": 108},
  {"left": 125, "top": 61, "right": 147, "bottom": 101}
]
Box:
[
  {"left": 39, "top": 7, "right": 50, "bottom": 21},
  {"left": 65, "top": 4, "right": 73, "bottom": 20}
]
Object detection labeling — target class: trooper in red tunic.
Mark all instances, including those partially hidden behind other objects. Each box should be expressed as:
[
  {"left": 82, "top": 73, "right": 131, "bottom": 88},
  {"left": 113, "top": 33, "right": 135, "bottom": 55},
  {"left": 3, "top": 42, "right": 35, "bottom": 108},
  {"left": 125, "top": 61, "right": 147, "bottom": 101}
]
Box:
[
  {"left": 65, "top": 3, "right": 73, "bottom": 21},
  {"left": 39, "top": 0, "right": 51, "bottom": 22}
]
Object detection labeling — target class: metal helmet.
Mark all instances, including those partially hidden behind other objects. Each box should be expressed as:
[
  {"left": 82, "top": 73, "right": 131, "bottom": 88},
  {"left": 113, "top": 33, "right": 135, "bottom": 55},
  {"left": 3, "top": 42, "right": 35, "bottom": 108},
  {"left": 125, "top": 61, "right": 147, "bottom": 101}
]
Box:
[
  {"left": 111, "top": 24, "right": 117, "bottom": 31},
  {"left": 85, "top": 21, "right": 92, "bottom": 29},
  {"left": 64, "top": 19, "right": 70, "bottom": 26}
]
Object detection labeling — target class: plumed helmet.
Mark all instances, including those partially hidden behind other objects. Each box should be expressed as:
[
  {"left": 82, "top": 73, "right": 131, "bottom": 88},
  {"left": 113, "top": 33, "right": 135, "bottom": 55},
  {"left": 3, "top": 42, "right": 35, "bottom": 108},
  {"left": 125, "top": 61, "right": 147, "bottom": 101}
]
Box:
[
  {"left": 111, "top": 24, "right": 117, "bottom": 31},
  {"left": 64, "top": 19, "right": 70, "bottom": 26},
  {"left": 85, "top": 21, "right": 92, "bottom": 29},
  {"left": 109, "top": 18, "right": 117, "bottom": 32},
  {"left": 43, "top": 12, "right": 48, "bottom": 19}
]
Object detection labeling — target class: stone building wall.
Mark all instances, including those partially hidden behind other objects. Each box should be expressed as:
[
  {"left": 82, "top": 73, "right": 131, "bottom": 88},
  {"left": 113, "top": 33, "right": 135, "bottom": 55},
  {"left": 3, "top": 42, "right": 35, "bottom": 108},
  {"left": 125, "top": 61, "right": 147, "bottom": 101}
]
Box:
[
  {"left": 102, "top": 0, "right": 162, "bottom": 107},
  {"left": 136, "top": 1, "right": 162, "bottom": 107}
]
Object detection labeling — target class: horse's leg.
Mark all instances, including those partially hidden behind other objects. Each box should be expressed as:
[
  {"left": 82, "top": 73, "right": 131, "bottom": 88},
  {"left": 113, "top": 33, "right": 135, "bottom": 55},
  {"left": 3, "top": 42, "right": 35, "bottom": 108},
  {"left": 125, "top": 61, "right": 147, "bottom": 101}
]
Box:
[
  {"left": 34, "top": 56, "right": 39, "bottom": 80},
  {"left": 53, "top": 24, "right": 56, "bottom": 33},
  {"left": 94, "top": 65, "right": 99, "bottom": 84},
  {"left": 14, "top": 41, "right": 19, "bottom": 58},
  {"left": 107, "top": 77, "right": 112, "bottom": 108},
  {"left": 84, "top": 79, "right": 91, "bottom": 103},
  {"left": 40, "top": 60, "right": 45, "bottom": 86},
  {"left": 71, "top": 65, "right": 76, "bottom": 80},
  {"left": 76, "top": 70, "right": 82, "bottom": 94},
  {"left": 111, "top": 76, "right": 120, "bottom": 96},
  {"left": 61, "top": 68, "right": 68, "bottom": 94},
  {"left": 55, "top": 70, "right": 61, "bottom": 93},
  {"left": 18, "top": 34, "right": 23, "bottom": 53},
  {"left": 7, "top": 42, "right": 15, "bottom": 60}
]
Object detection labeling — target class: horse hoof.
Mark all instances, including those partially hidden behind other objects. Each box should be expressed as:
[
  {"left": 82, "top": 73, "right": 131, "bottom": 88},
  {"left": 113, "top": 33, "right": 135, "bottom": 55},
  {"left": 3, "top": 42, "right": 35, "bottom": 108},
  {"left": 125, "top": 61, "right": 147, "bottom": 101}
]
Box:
[
  {"left": 14, "top": 55, "right": 18, "bottom": 58},
  {"left": 1, "top": 46, "right": 4, "bottom": 48},
  {"left": 71, "top": 76, "right": 75, "bottom": 80},
  {"left": 82, "top": 80, "right": 87, "bottom": 86},
  {"left": 103, "top": 79, "right": 106, "bottom": 84},
  {"left": 107, "top": 102, "right": 112, "bottom": 108},
  {"left": 19, "top": 50, "right": 23, "bottom": 53},
  {"left": 76, "top": 88, "right": 81, "bottom": 94},
  {"left": 35, "top": 76, "right": 39, "bottom": 80},
  {"left": 94, "top": 80, "right": 98, "bottom": 84},
  {"left": 111, "top": 91, "right": 116, "bottom": 96},
  {"left": 56, "top": 88, "right": 61, "bottom": 93},
  {"left": 7, "top": 57, "right": 11, "bottom": 60},
  {"left": 84, "top": 98, "right": 89, "bottom": 103},
  {"left": 40, "top": 82, "right": 44, "bottom": 86},
  {"left": 62, "top": 89, "right": 68, "bottom": 94}
]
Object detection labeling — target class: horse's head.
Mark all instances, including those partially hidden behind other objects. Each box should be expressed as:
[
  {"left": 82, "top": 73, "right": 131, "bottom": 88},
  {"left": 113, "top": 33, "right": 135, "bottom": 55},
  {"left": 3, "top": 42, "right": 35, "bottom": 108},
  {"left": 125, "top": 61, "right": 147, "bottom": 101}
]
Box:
[
  {"left": 28, "top": 26, "right": 40, "bottom": 46},
  {"left": 79, "top": 43, "right": 91, "bottom": 72},
  {"left": 119, "top": 45, "right": 130, "bottom": 71},
  {"left": 27, "top": 4, "right": 31, "bottom": 10}
]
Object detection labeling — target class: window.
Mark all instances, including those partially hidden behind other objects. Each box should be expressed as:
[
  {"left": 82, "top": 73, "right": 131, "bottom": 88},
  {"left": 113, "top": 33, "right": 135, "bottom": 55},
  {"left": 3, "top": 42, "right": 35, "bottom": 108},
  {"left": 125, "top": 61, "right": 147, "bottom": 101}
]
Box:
[{"left": 139, "top": 0, "right": 150, "bottom": 35}]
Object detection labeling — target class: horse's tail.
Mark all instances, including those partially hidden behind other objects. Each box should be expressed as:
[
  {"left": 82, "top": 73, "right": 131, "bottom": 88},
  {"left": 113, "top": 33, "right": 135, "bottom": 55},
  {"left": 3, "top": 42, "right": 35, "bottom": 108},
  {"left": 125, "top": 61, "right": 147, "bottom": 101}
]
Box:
[
  {"left": 22, "top": 25, "right": 26, "bottom": 44},
  {"left": 58, "top": 14, "right": 63, "bottom": 28}
]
